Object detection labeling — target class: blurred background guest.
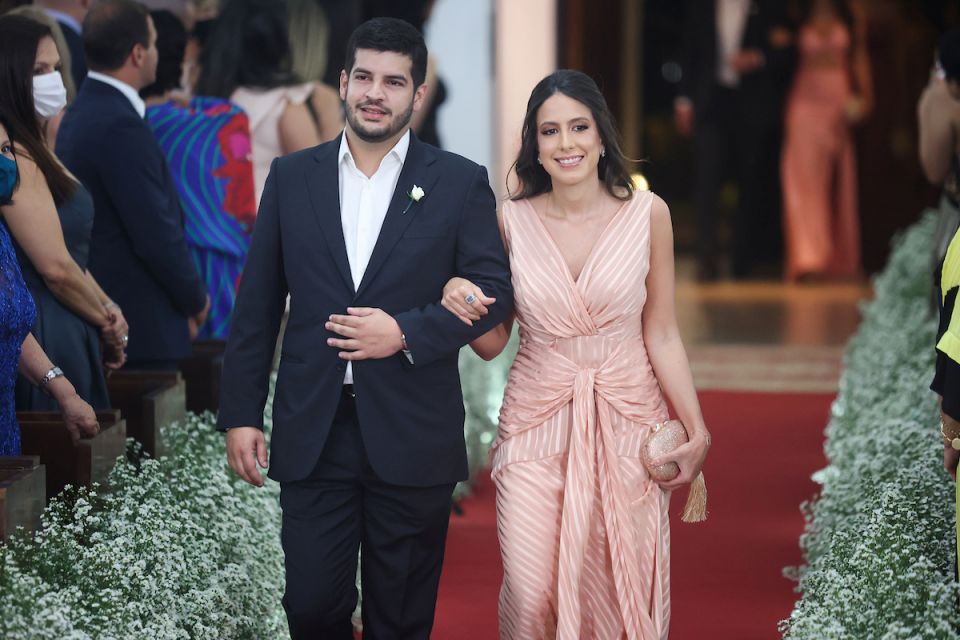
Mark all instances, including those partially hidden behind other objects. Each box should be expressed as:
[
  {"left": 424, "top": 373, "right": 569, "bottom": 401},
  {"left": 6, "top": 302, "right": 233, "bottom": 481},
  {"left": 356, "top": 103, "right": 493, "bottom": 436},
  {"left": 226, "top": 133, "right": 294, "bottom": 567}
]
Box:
[
  {"left": 919, "top": 28, "right": 960, "bottom": 267},
  {"left": 675, "top": 0, "right": 794, "bottom": 281},
  {"left": 57, "top": 0, "right": 209, "bottom": 371},
  {"left": 287, "top": 0, "right": 343, "bottom": 141},
  {"left": 781, "top": 0, "right": 872, "bottom": 282},
  {"left": 0, "top": 117, "right": 99, "bottom": 455},
  {"left": 33, "top": 0, "right": 88, "bottom": 91},
  {"left": 0, "top": 14, "right": 127, "bottom": 411},
  {"left": 196, "top": 0, "right": 340, "bottom": 205},
  {"left": 142, "top": 9, "right": 256, "bottom": 340}
]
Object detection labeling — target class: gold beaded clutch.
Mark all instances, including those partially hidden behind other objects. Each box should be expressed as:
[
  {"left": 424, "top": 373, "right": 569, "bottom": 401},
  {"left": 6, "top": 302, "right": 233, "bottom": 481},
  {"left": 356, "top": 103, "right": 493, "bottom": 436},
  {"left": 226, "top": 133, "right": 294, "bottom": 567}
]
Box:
[{"left": 641, "top": 419, "right": 708, "bottom": 523}]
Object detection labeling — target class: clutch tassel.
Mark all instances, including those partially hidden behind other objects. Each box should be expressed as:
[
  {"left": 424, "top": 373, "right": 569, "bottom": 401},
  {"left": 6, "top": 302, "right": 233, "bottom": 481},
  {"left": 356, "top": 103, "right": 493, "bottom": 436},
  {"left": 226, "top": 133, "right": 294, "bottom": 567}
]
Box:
[{"left": 681, "top": 472, "right": 708, "bottom": 523}]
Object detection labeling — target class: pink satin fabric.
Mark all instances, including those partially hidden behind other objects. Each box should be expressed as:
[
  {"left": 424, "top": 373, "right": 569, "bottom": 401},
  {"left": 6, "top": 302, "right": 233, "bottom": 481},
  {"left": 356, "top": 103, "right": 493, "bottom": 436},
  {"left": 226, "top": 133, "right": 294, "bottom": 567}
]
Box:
[{"left": 492, "top": 191, "right": 671, "bottom": 639}]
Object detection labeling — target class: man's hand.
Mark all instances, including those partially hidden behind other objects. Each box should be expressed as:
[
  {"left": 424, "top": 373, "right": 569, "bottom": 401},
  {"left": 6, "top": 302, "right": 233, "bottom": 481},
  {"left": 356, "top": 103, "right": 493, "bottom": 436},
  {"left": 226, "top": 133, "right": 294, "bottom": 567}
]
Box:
[
  {"left": 943, "top": 409, "right": 960, "bottom": 480},
  {"left": 729, "top": 48, "right": 764, "bottom": 75},
  {"left": 226, "top": 426, "right": 268, "bottom": 487},
  {"left": 326, "top": 307, "right": 404, "bottom": 360}
]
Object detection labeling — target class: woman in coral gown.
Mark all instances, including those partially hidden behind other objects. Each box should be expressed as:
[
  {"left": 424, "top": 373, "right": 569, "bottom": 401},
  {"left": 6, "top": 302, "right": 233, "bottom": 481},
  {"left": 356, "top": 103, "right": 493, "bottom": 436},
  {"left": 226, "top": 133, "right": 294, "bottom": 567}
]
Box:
[
  {"left": 442, "top": 70, "right": 710, "bottom": 639},
  {"left": 781, "top": 0, "right": 872, "bottom": 281}
]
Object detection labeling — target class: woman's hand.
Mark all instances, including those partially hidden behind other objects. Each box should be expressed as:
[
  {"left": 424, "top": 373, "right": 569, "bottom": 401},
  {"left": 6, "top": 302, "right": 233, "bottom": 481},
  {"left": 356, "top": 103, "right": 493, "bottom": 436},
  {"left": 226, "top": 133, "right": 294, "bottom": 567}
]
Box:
[
  {"left": 943, "top": 410, "right": 960, "bottom": 480},
  {"left": 844, "top": 96, "right": 868, "bottom": 124},
  {"left": 58, "top": 392, "right": 99, "bottom": 445},
  {"left": 102, "top": 341, "right": 126, "bottom": 370},
  {"left": 100, "top": 303, "right": 129, "bottom": 351},
  {"left": 441, "top": 277, "right": 496, "bottom": 326},
  {"left": 650, "top": 430, "right": 711, "bottom": 490}
]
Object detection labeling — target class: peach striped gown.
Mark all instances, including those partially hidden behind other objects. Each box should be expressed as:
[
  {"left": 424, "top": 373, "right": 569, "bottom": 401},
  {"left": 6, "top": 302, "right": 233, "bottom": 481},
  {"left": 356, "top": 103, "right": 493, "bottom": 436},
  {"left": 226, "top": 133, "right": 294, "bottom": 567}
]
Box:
[{"left": 492, "top": 190, "right": 671, "bottom": 640}]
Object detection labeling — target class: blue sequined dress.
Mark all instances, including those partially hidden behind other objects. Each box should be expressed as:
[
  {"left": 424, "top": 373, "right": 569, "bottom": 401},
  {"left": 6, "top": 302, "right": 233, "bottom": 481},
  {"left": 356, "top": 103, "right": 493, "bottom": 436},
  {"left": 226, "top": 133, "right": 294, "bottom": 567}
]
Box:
[{"left": 0, "top": 217, "right": 36, "bottom": 455}]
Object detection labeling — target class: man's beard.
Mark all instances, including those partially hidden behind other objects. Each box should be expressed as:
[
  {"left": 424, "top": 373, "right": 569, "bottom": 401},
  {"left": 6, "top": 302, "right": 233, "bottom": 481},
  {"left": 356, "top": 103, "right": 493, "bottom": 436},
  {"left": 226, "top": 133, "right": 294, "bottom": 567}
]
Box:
[{"left": 346, "top": 99, "right": 414, "bottom": 143}]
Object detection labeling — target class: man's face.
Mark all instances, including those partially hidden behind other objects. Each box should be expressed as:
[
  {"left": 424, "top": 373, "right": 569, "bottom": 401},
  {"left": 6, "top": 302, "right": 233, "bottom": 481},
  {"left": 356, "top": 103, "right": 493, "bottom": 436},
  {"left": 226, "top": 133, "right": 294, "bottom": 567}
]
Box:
[
  {"left": 339, "top": 48, "right": 425, "bottom": 143},
  {"left": 137, "top": 16, "right": 159, "bottom": 88}
]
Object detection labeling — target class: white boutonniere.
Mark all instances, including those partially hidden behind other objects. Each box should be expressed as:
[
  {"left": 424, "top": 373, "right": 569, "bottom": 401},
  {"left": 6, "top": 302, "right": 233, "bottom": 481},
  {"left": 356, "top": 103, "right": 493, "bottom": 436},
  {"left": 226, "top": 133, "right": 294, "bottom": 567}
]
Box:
[{"left": 403, "top": 185, "right": 425, "bottom": 214}]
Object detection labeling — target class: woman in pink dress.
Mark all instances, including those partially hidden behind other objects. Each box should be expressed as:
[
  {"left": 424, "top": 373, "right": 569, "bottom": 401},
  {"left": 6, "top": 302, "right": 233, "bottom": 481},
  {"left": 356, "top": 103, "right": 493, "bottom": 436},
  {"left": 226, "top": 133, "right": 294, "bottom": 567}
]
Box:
[
  {"left": 442, "top": 70, "right": 710, "bottom": 639},
  {"left": 781, "top": 0, "right": 872, "bottom": 281}
]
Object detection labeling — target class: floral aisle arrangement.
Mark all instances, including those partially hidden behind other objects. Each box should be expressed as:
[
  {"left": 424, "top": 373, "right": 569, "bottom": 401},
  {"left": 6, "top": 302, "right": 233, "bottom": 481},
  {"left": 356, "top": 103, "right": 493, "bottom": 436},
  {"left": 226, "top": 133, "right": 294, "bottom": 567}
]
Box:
[
  {"left": 0, "top": 403, "right": 288, "bottom": 638},
  {"left": 781, "top": 213, "right": 960, "bottom": 638},
  {"left": 0, "top": 330, "right": 518, "bottom": 638}
]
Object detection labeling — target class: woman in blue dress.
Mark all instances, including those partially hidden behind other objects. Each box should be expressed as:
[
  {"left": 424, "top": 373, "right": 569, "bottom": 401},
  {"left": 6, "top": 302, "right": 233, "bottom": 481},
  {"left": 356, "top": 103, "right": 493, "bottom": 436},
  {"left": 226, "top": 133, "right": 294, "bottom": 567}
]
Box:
[{"left": 0, "top": 119, "right": 98, "bottom": 455}]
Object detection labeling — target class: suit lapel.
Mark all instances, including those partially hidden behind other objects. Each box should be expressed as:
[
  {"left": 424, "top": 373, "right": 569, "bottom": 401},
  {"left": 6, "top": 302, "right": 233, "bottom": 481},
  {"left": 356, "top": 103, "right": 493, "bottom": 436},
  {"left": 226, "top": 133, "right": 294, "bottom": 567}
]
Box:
[
  {"left": 306, "top": 135, "right": 354, "bottom": 294},
  {"left": 355, "top": 134, "right": 440, "bottom": 298}
]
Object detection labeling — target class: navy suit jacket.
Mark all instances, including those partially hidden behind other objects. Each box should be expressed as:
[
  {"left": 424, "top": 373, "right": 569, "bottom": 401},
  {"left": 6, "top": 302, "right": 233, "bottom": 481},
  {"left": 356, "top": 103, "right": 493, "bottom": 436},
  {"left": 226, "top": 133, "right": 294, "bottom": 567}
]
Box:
[
  {"left": 56, "top": 78, "right": 207, "bottom": 363},
  {"left": 57, "top": 21, "right": 87, "bottom": 91},
  {"left": 217, "top": 133, "right": 514, "bottom": 486}
]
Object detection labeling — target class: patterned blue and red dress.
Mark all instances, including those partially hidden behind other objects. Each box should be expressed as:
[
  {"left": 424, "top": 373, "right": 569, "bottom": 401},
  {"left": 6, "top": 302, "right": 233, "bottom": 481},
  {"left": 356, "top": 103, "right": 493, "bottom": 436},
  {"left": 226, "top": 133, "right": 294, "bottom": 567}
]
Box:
[{"left": 146, "top": 97, "right": 256, "bottom": 340}]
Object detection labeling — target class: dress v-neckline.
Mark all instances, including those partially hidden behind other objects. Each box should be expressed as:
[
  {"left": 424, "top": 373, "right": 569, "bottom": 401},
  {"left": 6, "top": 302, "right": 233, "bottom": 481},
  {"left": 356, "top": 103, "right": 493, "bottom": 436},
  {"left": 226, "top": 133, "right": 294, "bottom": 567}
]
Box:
[{"left": 524, "top": 194, "right": 633, "bottom": 287}]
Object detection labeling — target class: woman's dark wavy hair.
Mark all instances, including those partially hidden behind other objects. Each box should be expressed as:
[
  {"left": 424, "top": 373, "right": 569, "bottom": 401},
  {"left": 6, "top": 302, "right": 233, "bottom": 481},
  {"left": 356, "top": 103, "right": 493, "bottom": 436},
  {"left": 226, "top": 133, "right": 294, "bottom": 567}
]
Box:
[
  {"left": 195, "top": 0, "right": 297, "bottom": 98},
  {"left": 510, "top": 70, "right": 633, "bottom": 202},
  {"left": 795, "top": 0, "right": 856, "bottom": 43},
  {"left": 0, "top": 15, "right": 74, "bottom": 206}
]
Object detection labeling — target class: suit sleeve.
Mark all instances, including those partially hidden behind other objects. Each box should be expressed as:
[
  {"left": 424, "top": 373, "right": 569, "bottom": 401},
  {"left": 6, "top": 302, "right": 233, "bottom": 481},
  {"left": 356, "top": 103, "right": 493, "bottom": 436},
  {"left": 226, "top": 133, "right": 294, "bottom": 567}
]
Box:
[
  {"left": 393, "top": 165, "right": 514, "bottom": 367},
  {"left": 98, "top": 121, "right": 207, "bottom": 316},
  {"left": 676, "top": 1, "right": 699, "bottom": 102},
  {"left": 217, "top": 158, "right": 288, "bottom": 431}
]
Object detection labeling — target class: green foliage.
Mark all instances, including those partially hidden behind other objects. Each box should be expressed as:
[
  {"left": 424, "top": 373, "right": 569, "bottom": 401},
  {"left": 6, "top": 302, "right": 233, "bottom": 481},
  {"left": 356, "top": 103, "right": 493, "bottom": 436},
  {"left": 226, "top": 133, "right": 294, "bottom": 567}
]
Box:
[{"left": 782, "top": 213, "right": 960, "bottom": 639}]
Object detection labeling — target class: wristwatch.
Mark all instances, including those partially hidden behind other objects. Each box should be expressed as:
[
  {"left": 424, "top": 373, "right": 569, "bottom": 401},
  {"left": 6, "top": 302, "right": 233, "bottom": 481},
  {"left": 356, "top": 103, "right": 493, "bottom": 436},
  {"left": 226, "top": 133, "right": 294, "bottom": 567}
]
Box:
[
  {"left": 941, "top": 420, "right": 960, "bottom": 450},
  {"left": 39, "top": 366, "right": 64, "bottom": 390}
]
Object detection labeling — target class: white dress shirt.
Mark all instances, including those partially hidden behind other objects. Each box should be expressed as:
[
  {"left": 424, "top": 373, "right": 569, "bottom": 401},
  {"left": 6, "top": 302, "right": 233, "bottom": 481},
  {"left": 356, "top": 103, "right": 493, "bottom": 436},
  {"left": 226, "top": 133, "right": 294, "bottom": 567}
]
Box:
[
  {"left": 338, "top": 129, "right": 411, "bottom": 384},
  {"left": 87, "top": 71, "right": 147, "bottom": 118},
  {"left": 716, "top": 0, "right": 751, "bottom": 87}
]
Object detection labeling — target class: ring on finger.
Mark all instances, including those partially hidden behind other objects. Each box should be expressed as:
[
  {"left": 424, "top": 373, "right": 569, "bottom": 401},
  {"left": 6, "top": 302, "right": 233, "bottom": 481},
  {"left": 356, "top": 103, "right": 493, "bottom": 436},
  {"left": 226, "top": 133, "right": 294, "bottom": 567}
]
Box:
[{"left": 465, "top": 294, "right": 477, "bottom": 305}]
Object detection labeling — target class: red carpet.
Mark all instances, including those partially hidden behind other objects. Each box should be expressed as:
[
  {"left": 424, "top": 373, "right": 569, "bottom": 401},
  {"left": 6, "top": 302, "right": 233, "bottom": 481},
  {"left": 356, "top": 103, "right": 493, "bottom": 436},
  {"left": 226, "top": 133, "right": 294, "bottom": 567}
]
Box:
[{"left": 433, "top": 391, "right": 831, "bottom": 639}]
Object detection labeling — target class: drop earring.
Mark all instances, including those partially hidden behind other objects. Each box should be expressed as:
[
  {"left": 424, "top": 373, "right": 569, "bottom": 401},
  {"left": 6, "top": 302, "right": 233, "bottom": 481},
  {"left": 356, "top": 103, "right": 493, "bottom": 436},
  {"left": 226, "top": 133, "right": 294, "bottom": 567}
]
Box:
[
  {"left": 601, "top": 148, "right": 606, "bottom": 158},
  {"left": 537, "top": 157, "right": 542, "bottom": 165}
]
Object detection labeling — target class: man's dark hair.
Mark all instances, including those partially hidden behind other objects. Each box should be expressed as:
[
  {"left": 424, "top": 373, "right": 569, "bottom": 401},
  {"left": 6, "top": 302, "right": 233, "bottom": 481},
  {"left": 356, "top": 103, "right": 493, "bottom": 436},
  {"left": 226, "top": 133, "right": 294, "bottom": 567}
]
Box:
[
  {"left": 344, "top": 17, "right": 427, "bottom": 87},
  {"left": 83, "top": 0, "right": 150, "bottom": 72},
  {"left": 940, "top": 29, "right": 960, "bottom": 83},
  {"left": 140, "top": 10, "right": 186, "bottom": 99}
]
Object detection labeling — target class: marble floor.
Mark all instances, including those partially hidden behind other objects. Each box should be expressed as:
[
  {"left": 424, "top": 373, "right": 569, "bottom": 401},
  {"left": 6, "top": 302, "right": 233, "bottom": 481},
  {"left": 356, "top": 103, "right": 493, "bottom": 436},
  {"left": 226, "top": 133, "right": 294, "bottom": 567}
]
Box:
[{"left": 675, "top": 259, "right": 870, "bottom": 393}]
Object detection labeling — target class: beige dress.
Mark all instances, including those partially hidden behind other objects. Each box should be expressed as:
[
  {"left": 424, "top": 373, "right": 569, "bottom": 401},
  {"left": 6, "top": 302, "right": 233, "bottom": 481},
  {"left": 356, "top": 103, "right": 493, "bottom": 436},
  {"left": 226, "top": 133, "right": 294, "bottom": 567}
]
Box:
[
  {"left": 493, "top": 190, "right": 671, "bottom": 639},
  {"left": 231, "top": 83, "right": 314, "bottom": 206}
]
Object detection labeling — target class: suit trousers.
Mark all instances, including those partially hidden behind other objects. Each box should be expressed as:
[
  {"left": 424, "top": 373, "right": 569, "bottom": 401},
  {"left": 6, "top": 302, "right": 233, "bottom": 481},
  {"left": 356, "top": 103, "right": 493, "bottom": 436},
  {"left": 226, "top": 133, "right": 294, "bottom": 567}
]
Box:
[
  {"left": 279, "top": 387, "right": 455, "bottom": 639},
  {"left": 694, "top": 85, "right": 784, "bottom": 276}
]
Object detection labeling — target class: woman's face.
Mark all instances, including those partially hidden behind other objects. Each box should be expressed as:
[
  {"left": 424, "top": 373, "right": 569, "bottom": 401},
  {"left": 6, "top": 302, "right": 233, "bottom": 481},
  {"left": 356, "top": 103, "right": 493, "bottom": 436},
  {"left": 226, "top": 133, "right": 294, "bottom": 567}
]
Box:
[
  {"left": 535, "top": 92, "right": 603, "bottom": 188},
  {"left": 33, "top": 35, "right": 61, "bottom": 77},
  {"left": 0, "top": 123, "right": 12, "bottom": 161}
]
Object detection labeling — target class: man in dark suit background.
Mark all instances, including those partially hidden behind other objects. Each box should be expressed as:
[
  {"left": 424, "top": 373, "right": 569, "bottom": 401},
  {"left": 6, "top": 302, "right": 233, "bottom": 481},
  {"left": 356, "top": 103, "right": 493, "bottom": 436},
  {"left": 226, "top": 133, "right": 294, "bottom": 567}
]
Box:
[
  {"left": 56, "top": 0, "right": 209, "bottom": 370},
  {"left": 217, "top": 17, "right": 513, "bottom": 640},
  {"left": 675, "top": 0, "right": 794, "bottom": 279},
  {"left": 35, "top": 0, "right": 89, "bottom": 90}
]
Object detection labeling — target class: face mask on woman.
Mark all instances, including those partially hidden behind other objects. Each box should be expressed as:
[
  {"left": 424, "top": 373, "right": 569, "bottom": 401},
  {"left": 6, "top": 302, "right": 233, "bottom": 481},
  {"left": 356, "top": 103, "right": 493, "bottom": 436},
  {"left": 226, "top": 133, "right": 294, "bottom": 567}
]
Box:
[
  {"left": 33, "top": 71, "right": 67, "bottom": 119},
  {"left": 0, "top": 154, "right": 18, "bottom": 205}
]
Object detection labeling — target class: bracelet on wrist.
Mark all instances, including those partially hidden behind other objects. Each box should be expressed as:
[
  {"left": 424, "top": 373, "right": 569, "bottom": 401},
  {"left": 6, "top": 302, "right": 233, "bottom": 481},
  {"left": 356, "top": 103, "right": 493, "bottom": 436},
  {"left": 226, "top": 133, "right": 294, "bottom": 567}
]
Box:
[
  {"left": 941, "top": 419, "right": 960, "bottom": 450},
  {"left": 38, "top": 366, "right": 64, "bottom": 396}
]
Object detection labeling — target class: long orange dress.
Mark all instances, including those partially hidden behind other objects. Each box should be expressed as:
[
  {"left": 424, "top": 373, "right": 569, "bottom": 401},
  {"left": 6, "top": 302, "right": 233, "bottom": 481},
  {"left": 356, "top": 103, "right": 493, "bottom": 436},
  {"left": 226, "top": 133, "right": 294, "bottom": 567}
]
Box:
[
  {"left": 781, "top": 22, "right": 861, "bottom": 281},
  {"left": 492, "top": 190, "right": 671, "bottom": 640}
]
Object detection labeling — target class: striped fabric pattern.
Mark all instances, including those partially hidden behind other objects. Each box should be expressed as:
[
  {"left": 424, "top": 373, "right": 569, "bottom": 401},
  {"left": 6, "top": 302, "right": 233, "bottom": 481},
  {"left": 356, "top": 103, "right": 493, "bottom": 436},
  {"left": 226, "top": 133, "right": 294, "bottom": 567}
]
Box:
[{"left": 492, "top": 191, "right": 670, "bottom": 639}]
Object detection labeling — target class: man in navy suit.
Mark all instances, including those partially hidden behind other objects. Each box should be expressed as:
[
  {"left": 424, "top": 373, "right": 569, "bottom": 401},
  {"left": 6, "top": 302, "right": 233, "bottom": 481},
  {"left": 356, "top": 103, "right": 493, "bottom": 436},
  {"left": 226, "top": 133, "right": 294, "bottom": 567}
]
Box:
[
  {"left": 56, "top": 0, "right": 209, "bottom": 370},
  {"left": 217, "top": 17, "right": 513, "bottom": 640}
]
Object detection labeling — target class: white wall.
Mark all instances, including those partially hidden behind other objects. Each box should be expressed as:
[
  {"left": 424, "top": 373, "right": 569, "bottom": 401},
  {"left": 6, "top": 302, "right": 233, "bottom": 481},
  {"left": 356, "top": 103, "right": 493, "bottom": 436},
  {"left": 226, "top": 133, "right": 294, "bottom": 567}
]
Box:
[{"left": 424, "top": 0, "right": 495, "bottom": 172}]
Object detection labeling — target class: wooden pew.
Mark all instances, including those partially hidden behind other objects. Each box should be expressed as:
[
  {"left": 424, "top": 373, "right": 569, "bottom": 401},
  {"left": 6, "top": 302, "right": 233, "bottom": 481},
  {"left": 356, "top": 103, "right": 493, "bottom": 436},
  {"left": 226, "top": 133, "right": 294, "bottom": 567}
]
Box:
[
  {"left": 0, "top": 456, "right": 45, "bottom": 541},
  {"left": 106, "top": 371, "right": 186, "bottom": 458},
  {"left": 178, "top": 340, "right": 226, "bottom": 414},
  {"left": 17, "top": 410, "right": 126, "bottom": 499}
]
